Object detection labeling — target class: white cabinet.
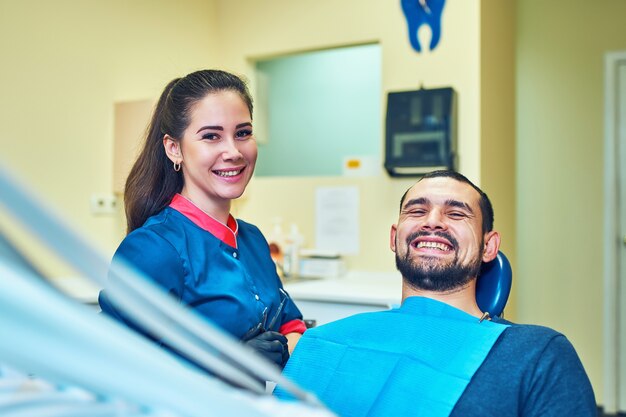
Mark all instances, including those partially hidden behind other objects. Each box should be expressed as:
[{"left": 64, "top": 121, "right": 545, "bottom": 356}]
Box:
[{"left": 283, "top": 271, "right": 402, "bottom": 326}]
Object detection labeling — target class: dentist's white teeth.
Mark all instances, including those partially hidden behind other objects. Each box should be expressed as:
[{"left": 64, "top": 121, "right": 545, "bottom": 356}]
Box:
[
  {"left": 416, "top": 241, "right": 450, "bottom": 251},
  {"left": 215, "top": 169, "right": 242, "bottom": 177}
]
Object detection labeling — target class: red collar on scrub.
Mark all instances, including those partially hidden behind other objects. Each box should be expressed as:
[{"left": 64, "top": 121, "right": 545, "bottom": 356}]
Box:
[{"left": 169, "top": 193, "right": 239, "bottom": 248}]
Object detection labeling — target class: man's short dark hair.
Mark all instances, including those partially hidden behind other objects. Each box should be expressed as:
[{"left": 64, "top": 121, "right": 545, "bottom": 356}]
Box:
[{"left": 399, "top": 170, "right": 494, "bottom": 234}]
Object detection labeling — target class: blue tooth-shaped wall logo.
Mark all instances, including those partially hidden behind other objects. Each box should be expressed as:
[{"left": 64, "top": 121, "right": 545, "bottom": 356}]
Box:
[{"left": 401, "top": 0, "right": 446, "bottom": 53}]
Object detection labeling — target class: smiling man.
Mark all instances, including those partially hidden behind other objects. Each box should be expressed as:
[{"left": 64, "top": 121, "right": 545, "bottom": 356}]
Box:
[
  {"left": 391, "top": 171, "right": 500, "bottom": 318},
  {"left": 277, "top": 170, "right": 596, "bottom": 417}
]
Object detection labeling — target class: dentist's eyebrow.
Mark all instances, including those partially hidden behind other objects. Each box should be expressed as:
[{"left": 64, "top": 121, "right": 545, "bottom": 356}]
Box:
[
  {"left": 196, "top": 125, "right": 223, "bottom": 133},
  {"left": 445, "top": 199, "right": 474, "bottom": 213},
  {"left": 196, "top": 122, "right": 251, "bottom": 134}
]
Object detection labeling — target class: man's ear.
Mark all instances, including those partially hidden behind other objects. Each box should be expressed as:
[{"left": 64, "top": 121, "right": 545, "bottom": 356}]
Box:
[
  {"left": 390, "top": 224, "right": 398, "bottom": 253},
  {"left": 163, "top": 135, "right": 182, "bottom": 164},
  {"left": 482, "top": 231, "right": 501, "bottom": 263}
]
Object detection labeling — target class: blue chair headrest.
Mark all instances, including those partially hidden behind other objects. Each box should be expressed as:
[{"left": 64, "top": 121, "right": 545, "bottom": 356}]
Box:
[{"left": 475, "top": 251, "right": 512, "bottom": 318}]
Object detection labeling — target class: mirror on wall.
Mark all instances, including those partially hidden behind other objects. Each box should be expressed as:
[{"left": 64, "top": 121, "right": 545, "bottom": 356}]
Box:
[{"left": 253, "top": 43, "right": 382, "bottom": 177}]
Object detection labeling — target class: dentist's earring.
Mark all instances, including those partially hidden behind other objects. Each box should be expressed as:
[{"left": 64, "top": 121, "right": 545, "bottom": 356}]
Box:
[{"left": 173, "top": 161, "right": 181, "bottom": 172}]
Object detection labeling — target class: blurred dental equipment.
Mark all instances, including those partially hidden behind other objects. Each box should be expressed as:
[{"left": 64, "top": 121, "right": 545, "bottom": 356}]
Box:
[{"left": 0, "top": 163, "right": 332, "bottom": 417}]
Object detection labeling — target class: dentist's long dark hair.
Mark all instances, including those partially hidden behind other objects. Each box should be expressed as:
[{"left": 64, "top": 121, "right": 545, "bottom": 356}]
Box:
[{"left": 123, "top": 70, "right": 253, "bottom": 233}]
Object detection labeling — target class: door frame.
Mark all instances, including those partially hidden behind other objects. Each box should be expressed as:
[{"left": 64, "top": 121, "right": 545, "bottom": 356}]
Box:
[{"left": 603, "top": 50, "right": 626, "bottom": 414}]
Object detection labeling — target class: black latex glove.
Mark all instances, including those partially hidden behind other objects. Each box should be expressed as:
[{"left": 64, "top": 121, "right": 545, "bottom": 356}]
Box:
[{"left": 244, "top": 330, "right": 289, "bottom": 368}]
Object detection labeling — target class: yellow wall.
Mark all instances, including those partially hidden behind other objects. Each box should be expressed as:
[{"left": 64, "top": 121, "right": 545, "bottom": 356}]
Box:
[
  {"left": 516, "top": 0, "right": 626, "bottom": 402},
  {"left": 0, "top": 0, "right": 220, "bottom": 275},
  {"left": 215, "top": 0, "right": 482, "bottom": 183},
  {"left": 480, "top": 0, "right": 517, "bottom": 322}
]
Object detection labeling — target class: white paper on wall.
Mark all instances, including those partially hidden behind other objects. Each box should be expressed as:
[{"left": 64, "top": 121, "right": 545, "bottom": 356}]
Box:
[{"left": 315, "top": 187, "right": 359, "bottom": 255}]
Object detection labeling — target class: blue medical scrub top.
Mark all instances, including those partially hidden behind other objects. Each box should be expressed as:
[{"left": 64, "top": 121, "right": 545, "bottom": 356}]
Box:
[{"left": 99, "top": 194, "right": 305, "bottom": 340}]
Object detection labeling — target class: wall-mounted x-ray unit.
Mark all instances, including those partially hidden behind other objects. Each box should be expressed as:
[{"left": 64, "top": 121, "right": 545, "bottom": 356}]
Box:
[{"left": 384, "top": 87, "right": 457, "bottom": 176}]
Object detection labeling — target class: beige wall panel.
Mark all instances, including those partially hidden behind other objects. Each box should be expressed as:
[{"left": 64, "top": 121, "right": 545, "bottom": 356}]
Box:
[
  {"left": 480, "top": 0, "right": 517, "bottom": 320},
  {"left": 516, "top": 0, "right": 626, "bottom": 402},
  {"left": 113, "top": 100, "right": 155, "bottom": 194}
]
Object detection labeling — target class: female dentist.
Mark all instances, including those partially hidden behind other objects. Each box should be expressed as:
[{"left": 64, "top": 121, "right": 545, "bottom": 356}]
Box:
[{"left": 99, "top": 69, "right": 305, "bottom": 369}]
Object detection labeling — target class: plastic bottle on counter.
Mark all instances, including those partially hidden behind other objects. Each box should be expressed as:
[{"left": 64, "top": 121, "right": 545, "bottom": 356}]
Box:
[
  {"left": 267, "top": 217, "right": 285, "bottom": 279},
  {"left": 283, "top": 223, "right": 304, "bottom": 279}
]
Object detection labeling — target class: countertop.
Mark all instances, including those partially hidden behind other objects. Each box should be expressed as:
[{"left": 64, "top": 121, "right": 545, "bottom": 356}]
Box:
[
  {"left": 51, "top": 276, "right": 100, "bottom": 305},
  {"left": 283, "top": 270, "right": 402, "bottom": 307},
  {"left": 56, "top": 270, "right": 404, "bottom": 309}
]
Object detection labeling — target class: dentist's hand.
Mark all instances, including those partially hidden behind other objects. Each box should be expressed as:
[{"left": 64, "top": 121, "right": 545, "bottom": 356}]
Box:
[{"left": 244, "top": 330, "right": 290, "bottom": 368}]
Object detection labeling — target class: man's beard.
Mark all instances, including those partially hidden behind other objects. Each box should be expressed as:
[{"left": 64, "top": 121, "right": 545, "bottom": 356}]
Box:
[{"left": 395, "top": 231, "right": 483, "bottom": 292}]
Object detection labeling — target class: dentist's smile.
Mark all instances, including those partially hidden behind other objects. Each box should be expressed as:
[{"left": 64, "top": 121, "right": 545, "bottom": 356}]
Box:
[{"left": 213, "top": 167, "right": 245, "bottom": 178}]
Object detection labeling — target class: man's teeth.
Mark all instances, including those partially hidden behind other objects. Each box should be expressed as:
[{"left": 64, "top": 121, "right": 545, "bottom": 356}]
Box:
[
  {"left": 216, "top": 169, "right": 242, "bottom": 177},
  {"left": 416, "top": 241, "right": 450, "bottom": 251}
]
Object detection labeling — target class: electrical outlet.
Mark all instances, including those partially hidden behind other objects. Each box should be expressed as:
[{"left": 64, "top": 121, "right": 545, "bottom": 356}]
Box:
[{"left": 90, "top": 193, "right": 118, "bottom": 215}]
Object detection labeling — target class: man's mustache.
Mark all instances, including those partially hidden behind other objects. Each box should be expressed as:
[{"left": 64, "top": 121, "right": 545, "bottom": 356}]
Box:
[{"left": 405, "top": 231, "right": 459, "bottom": 250}]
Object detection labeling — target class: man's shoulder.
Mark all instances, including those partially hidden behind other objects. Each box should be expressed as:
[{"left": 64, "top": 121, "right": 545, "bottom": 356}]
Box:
[
  {"left": 488, "top": 318, "right": 585, "bottom": 376},
  {"left": 495, "top": 318, "right": 566, "bottom": 348},
  {"left": 452, "top": 319, "right": 596, "bottom": 417},
  {"left": 497, "top": 317, "right": 562, "bottom": 333}
]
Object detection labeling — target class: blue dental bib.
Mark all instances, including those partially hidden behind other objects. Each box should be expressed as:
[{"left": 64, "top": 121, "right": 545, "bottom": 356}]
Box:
[{"left": 277, "top": 297, "right": 508, "bottom": 416}]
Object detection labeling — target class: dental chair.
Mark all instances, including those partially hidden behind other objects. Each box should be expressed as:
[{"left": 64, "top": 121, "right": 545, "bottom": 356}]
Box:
[{"left": 475, "top": 251, "right": 512, "bottom": 318}]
